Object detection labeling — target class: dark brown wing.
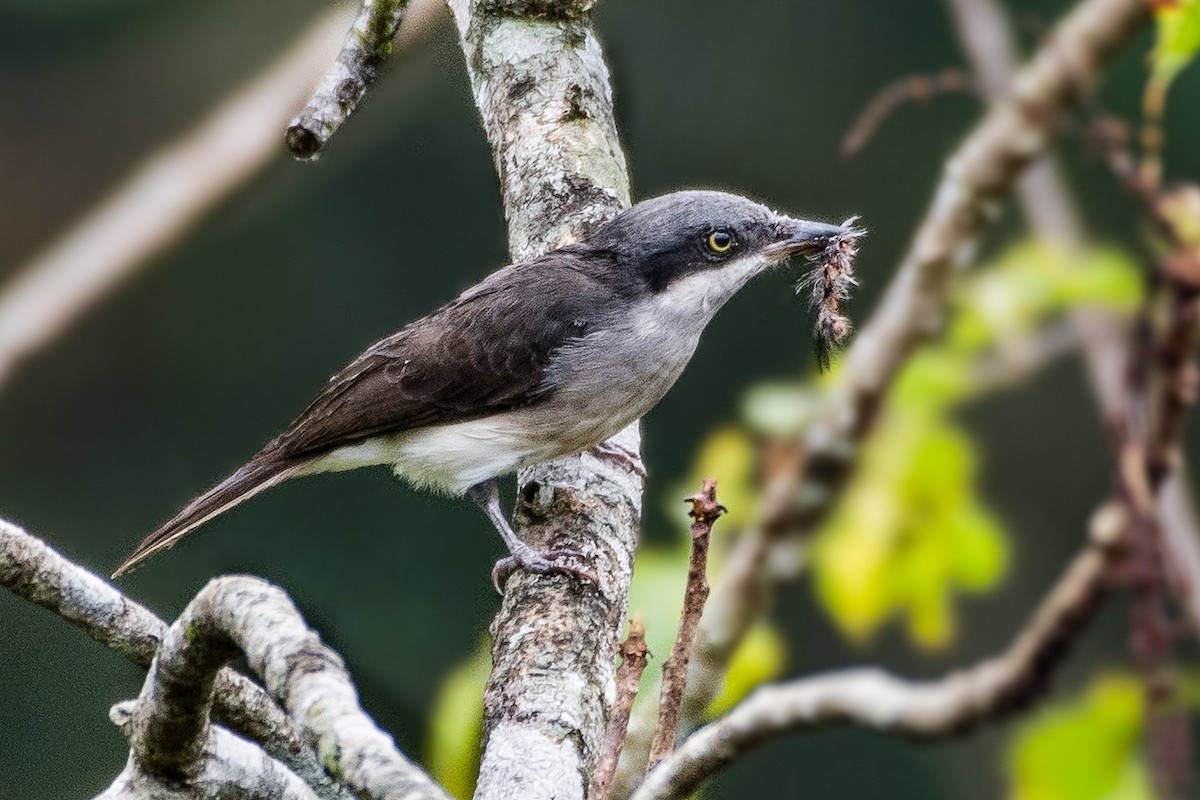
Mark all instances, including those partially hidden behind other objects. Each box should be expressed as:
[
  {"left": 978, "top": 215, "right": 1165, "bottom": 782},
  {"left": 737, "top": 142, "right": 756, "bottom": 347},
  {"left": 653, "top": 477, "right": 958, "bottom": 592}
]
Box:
[{"left": 260, "top": 251, "right": 613, "bottom": 460}]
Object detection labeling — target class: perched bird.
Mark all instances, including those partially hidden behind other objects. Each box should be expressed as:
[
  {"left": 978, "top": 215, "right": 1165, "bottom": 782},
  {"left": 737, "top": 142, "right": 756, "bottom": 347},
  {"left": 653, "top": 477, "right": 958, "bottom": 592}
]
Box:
[{"left": 114, "top": 191, "right": 859, "bottom": 585}]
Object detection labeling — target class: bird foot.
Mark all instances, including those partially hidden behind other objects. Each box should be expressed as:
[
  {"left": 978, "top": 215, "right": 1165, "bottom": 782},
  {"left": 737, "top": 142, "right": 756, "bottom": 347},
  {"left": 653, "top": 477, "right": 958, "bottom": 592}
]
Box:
[
  {"left": 491, "top": 546, "right": 598, "bottom": 593},
  {"left": 589, "top": 440, "right": 647, "bottom": 480}
]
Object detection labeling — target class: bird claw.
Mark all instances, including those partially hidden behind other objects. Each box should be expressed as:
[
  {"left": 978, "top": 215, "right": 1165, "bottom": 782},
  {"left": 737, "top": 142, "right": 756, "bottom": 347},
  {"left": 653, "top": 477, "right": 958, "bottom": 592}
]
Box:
[{"left": 491, "top": 547, "right": 598, "bottom": 594}]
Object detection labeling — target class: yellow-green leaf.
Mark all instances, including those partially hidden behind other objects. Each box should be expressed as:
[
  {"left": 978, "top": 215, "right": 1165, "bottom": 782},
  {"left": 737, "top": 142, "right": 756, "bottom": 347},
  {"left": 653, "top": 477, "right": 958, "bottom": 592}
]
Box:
[
  {"left": 424, "top": 642, "right": 489, "bottom": 799},
  {"left": 1007, "top": 674, "right": 1152, "bottom": 800},
  {"left": 1151, "top": 0, "right": 1200, "bottom": 90}
]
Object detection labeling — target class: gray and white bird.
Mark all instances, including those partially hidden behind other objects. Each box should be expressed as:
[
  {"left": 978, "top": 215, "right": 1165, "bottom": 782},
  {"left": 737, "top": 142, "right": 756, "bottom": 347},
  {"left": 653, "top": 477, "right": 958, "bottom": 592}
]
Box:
[{"left": 114, "top": 191, "right": 859, "bottom": 583}]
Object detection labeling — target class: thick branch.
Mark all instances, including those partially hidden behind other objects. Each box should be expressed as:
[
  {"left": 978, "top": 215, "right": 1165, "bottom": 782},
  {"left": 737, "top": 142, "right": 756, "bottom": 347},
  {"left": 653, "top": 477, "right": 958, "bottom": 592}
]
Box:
[
  {"left": 633, "top": 506, "right": 1127, "bottom": 800},
  {"left": 132, "top": 575, "right": 452, "bottom": 800},
  {"left": 100, "top": 703, "right": 319, "bottom": 800},
  {"left": 0, "top": 519, "right": 345, "bottom": 800},
  {"left": 446, "top": 2, "right": 637, "bottom": 799}
]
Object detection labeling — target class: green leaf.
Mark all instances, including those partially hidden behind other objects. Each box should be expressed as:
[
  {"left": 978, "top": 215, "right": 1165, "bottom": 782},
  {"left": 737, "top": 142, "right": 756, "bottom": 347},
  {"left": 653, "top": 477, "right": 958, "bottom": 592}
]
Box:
[
  {"left": 1007, "top": 674, "right": 1153, "bottom": 800},
  {"left": 1151, "top": 0, "right": 1200, "bottom": 91},
  {"left": 668, "top": 425, "right": 759, "bottom": 532},
  {"left": 812, "top": 410, "right": 1007, "bottom": 649},
  {"left": 705, "top": 623, "right": 787, "bottom": 718}
]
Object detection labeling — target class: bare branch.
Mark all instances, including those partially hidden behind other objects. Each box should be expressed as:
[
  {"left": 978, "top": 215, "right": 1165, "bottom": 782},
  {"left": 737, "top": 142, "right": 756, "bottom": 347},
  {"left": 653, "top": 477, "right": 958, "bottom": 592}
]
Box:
[
  {"left": 645, "top": 481, "right": 723, "bottom": 774},
  {"left": 0, "top": 519, "right": 348, "bottom": 800},
  {"left": 0, "top": 9, "right": 349, "bottom": 393},
  {"left": 445, "top": 1, "right": 637, "bottom": 798},
  {"left": 632, "top": 507, "right": 1127, "bottom": 800},
  {"left": 100, "top": 702, "right": 319, "bottom": 800},
  {"left": 137, "top": 576, "right": 452, "bottom": 800},
  {"left": 285, "top": 0, "right": 409, "bottom": 159},
  {"left": 590, "top": 619, "right": 650, "bottom": 800},
  {"left": 841, "top": 69, "right": 976, "bottom": 158},
  {"left": 614, "top": 2, "right": 1150, "bottom": 792}
]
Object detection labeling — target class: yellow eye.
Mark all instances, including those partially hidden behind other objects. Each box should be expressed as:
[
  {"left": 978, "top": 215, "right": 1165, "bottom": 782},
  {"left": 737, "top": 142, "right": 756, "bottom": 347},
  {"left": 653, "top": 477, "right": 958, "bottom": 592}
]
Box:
[{"left": 707, "top": 230, "right": 734, "bottom": 253}]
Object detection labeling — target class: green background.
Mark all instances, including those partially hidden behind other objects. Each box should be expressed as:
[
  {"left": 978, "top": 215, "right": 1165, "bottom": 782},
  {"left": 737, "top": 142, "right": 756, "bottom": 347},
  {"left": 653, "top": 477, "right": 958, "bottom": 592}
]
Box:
[{"left": 0, "top": 0, "right": 1196, "bottom": 796}]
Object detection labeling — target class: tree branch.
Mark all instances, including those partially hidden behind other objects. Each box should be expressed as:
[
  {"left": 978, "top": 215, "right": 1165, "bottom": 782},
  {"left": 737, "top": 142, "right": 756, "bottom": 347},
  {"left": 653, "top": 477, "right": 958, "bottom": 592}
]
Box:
[
  {"left": 286, "top": 0, "right": 411, "bottom": 159},
  {"left": 645, "top": 481, "right": 722, "bottom": 773},
  {"left": 614, "top": 2, "right": 1150, "bottom": 792},
  {"left": 0, "top": 519, "right": 348, "bottom": 800},
  {"left": 589, "top": 619, "right": 649, "bottom": 800},
  {"left": 102, "top": 575, "right": 452, "bottom": 800},
  {"left": 0, "top": 9, "right": 349, "bottom": 393},
  {"left": 445, "top": 2, "right": 637, "bottom": 799},
  {"left": 100, "top": 702, "right": 320, "bottom": 800},
  {"left": 632, "top": 505, "right": 1127, "bottom": 800}
]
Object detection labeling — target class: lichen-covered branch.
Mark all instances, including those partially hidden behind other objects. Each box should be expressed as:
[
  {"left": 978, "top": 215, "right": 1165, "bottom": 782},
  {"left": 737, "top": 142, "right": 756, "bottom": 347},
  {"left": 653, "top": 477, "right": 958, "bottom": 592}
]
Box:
[
  {"left": 285, "top": 0, "right": 410, "bottom": 159},
  {"left": 0, "top": 519, "right": 346, "bottom": 800},
  {"left": 444, "top": 1, "right": 636, "bottom": 798},
  {"left": 129, "top": 575, "right": 452, "bottom": 800},
  {"left": 100, "top": 702, "right": 319, "bottom": 800},
  {"left": 632, "top": 507, "right": 1127, "bottom": 800}
]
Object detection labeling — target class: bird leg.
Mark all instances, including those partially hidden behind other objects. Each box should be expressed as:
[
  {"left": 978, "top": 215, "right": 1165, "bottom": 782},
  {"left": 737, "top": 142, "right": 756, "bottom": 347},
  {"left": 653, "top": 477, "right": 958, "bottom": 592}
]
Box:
[{"left": 467, "top": 479, "right": 597, "bottom": 592}]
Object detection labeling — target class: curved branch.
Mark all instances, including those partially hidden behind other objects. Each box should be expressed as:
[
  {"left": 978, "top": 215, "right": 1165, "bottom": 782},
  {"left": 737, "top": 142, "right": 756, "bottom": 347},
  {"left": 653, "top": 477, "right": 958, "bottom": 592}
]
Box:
[
  {"left": 0, "top": 519, "right": 346, "bottom": 799},
  {"left": 127, "top": 575, "right": 453, "bottom": 800},
  {"left": 615, "top": 0, "right": 1149, "bottom": 790},
  {"left": 101, "top": 702, "right": 319, "bottom": 800},
  {"left": 633, "top": 508, "right": 1127, "bottom": 800},
  {"left": 445, "top": 1, "right": 637, "bottom": 798}
]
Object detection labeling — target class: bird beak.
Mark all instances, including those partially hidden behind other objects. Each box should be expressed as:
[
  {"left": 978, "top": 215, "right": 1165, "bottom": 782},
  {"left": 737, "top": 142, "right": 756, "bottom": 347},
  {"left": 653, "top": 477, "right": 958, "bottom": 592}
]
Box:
[{"left": 762, "top": 215, "right": 864, "bottom": 262}]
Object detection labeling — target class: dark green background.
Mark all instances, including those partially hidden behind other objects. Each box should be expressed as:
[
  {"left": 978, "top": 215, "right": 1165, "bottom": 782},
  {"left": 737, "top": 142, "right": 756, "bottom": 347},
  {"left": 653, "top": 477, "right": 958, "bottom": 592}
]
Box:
[{"left": 1, "top": 1, "right": 1196, "bottom": 797}]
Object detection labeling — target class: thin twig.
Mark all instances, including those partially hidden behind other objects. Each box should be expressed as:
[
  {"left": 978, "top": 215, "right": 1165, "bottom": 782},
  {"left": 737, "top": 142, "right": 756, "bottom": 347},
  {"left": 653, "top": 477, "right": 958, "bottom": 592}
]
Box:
[
  {"left": 285, "top": 0, "right": 411, "bottom": 159},
  {"left": 841, "top": 69, "right": 976, "bottom": 158},
  {"left": 590, "top": 618, "right": 650, "bottom": 800},
  {"left": 645, "top": 480, "right": 724, "bottom": 774},
  {"left": 632, "top": 506, "right": 1127, "bottom": 800}
]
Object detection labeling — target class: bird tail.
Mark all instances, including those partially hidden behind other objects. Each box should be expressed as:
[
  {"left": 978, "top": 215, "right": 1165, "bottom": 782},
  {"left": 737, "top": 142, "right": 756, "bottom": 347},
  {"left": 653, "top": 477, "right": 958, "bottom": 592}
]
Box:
[{"left": 112, "top": 457, "right": 303, "bottom": 578}]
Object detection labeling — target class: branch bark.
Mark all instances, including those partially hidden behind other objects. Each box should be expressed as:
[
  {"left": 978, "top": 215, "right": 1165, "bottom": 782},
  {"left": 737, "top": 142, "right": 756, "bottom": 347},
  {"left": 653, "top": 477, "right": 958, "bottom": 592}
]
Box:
[
  {"left": 445, "top": 2, "right": 637, "bottom": 799},
  {"left": 100, "top": 575, "right": 451, "bottom": 800},
  {"left": 285, "top": 0, "right": 410, "bottom": 159},
  {"left": 0, "top": 519, "right": 346, "bottom": 800}
]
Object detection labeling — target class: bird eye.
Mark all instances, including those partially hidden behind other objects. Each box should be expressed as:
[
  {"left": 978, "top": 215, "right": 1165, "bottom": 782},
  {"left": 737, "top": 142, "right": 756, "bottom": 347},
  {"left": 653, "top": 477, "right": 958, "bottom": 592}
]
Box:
[{"left": 706, "top": 229, "right": 734, "bottom": 254}]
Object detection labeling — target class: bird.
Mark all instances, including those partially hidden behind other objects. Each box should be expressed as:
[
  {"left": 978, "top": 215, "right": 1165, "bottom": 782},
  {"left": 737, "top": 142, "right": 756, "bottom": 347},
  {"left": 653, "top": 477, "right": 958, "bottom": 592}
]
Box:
[{"left": 113, "top": 190, "right": 859, "bottom": 585}]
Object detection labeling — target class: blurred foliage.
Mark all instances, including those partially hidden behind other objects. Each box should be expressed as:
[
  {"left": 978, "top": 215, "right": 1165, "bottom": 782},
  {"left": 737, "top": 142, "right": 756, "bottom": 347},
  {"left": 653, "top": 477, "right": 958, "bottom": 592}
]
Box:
[
  {"left": 425, "top": 641, "right": 489, "bottom": 799},
  {"left": 1006, "top": 673, "right": 1154, "bottom": 800},
  {"left": 740, "top": 241, "right": 1142, "bottom": 649},
  {"left": 1150, "top": 0, "right": 1200, "bottom": 95}
]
